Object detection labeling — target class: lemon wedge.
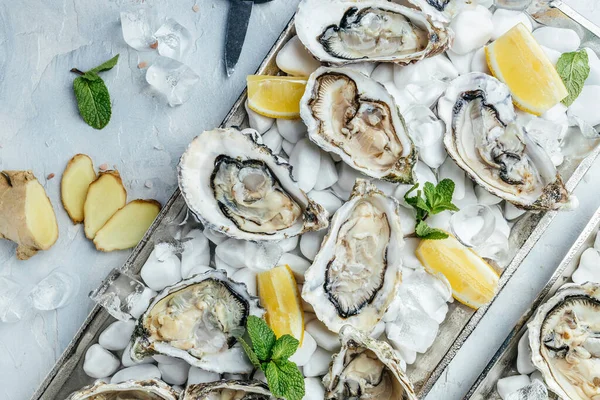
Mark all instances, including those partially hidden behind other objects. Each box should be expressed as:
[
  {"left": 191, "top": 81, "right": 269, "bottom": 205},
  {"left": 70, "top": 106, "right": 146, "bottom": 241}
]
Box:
[
  {"left": 486, "top": 23, "right": 568, "bottom": 115},
  {"left": 257, "top": 265, "right": 305, "bottom": 343},
  {"left": 247, "top": 75, "right": 307, "bottom": 119},
  {"left": 416, "top": 235, "right": 500, "bottom": 310}
]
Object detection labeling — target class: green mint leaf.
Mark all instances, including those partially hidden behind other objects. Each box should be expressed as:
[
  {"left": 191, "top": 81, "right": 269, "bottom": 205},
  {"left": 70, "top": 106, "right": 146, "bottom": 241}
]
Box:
[
  {"left": 271, "top": 335, "right": 299, "bottom": 361},
  {"left": 415, "top": 221, "right": 449, "bottom": 240},
  {"left": 88, "top": 54, "right": 120, "bottom": 74},
  {"left": 238, "top": 337, "right": 261, "bottom": 368},
  {"left": 82, "top": 72, "right": 102, "bottom": 81},
  {"left": 436, "top": 179, "right": 456, "bottom": 204},
  {"left": 265, "top": 360, "right": 305, "bottom": 400},
  {"left": 557, "top": 49, "right": 590, "bottom": 106},
  {"left": 423, "top": 182, "right": 437, "bottom": 208},
  {"left": 404, "top": 183, "right": 419, "bottom": 200},
  {"left": 246, "top": 316, "right": 276, "bottom": 361},
  {"left": 73, "top": 76, "right": 112, "bottom": 130}
]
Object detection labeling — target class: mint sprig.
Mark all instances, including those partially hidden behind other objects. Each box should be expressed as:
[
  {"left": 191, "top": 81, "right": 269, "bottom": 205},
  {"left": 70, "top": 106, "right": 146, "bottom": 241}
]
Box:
[
  {"left": 405, "top": 178, "right": 459, "bottom": 240},
  {"left": 71, "top": 54, "right": 119, "bottom": 130},
  {"left": 238, "top": 316, "right": 305, "bottom": 400},
  {"left": 556, "top": 49, "right": 590, "bottom": 107}
]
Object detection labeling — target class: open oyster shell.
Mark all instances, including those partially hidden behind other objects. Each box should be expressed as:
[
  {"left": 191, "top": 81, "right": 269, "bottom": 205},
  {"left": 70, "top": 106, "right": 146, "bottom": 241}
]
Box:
[
  {"left": 302, "top": 179, "right": 403, "bottom": 333},
  {"left": 178, "top": 128, "right": 329, "bottom": 241},
  {"left": 130, "top": 270, "right": 262, "bottom": 374},
  {"left": 438, "top": 73, "right": 570, "bottom": 211},
  {"left": 324, "top": 325, "right": 417, "bottom": 399},
  {"left": 528, "top": 282, "right": 600, "bottom": 400},
  {"left": 404, "top": 0, "right": 478, "bottom": 24},
  {"left": 66, "top": 379, "right": 179, "bottom": 400},
  {"left": 180, "top": 380, "right": 275, "bottom": 400},
  {"left": 296, "top": 0, "right": 451, "bottom": 65},
  {"left": 300, "top": 67, "right": 416, "bottom": 183}
]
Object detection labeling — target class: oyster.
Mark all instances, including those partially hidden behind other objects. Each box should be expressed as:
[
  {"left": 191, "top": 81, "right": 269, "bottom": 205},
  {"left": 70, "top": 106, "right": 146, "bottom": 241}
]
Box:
[
  {"left": 404, "top": 0, "right": 478, "bottom": 24},
  {"left": 438, "top": 73, "right": 570, "bottom": 211},
  {"left": 528, "top": 283, "right": 600, "bottom": 400},
  {"left": 130, "top": 270, "right": 262, "bottom": 373},
  {"left": 302, "top": 180, "right": 403, "bottom": 333},
  {"left": 300, "top": 67, "right": 417, "bottom": 183},
  {"left": 180, "top": 380, "right": 275, "bottom": 400},
  {"left": 324, "top": 325, "right": 417, "bottom": 399},
  {"left": 178, "top": 128, "right": 328, "bottom": 241},
  {"left": 296, "top": 0, "right": 451, "bottom": 65},
  {"left": 66, "top": 379, "right": 178, "bottom": 400}
]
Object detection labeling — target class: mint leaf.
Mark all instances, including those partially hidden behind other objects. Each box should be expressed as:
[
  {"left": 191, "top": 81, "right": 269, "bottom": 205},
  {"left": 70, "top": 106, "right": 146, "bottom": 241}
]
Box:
[
  {"left": 89, "top": 54, "right": 120, "bottom": 74},
  {"left": 265, "top": 360, "right": 305, "bottom": 400},
  {"left": 246, "top": 316, "right": 276, "bottom": 361},
  {"left": 238, "top": 337, "right": 261, "bottom": 368},
  {"left": 415, "top": 221, "right": 449, "bottom": 240},
  {"left": 557, "top": 49, "right": 590, "bottom": 106},
  {"left": 436, "top": 179, "right": 456, "bottom": 204},
  {"left": 73, "top": 77, "right": 112, "bottom": 130},
  {"left": 271, "top": 335, "right": 299, "bottom": 361},
  {"left": 428, "top": 179, "right": 460, "bottom": 214}
]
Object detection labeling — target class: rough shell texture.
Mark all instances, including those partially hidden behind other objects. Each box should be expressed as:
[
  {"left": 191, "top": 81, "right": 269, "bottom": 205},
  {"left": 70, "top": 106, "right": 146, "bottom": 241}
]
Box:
[
  {"left": 66, "top": 379, "right": 179, "bottom": 400},
  {"left": 178, "top": 128, "right": 329, "bottom": 241},
  {"left": 179, "top": 380, "right": 275, "bottom": 399}
]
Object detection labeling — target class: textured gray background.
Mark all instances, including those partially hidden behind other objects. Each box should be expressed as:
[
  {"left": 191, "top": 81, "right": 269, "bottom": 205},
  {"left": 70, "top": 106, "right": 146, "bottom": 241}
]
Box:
[{"left": 0, "top": 0, "right": 598, "bottom": 399}]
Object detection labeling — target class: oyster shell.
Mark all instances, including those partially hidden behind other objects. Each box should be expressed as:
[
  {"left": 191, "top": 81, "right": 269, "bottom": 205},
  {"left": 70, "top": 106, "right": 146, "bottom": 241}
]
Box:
[
  {"left": 438, "top": 73, "right": 570, "bottom": 211},
  {"left": 528, "top": 282, "right": 600, "bottom": 400},
  {"left": 300, "top": 67, "right": 416, "bottom": 183},
  {"left": 66, "top": 379, "right": 178, "bottom": 400},
  {"left": 130, "top": 270, "right": 262, "bottom": 373},
  {"left": 404, "top": 0, "right": 478, "bottom": 24},
  {"left": 302, "top": 179, "right": 403, "bottom": 333},
  {"left": 178, "top": 128, "right": 329, "bottom": 241},
  {"left": 296, "top": 0, "right": 451, "bottom": 65},
  {"left": 180, "top": 380, "right": 275, "bottom": 400},
  {"left": 324, "top": 325, "right": 417, "bottom": 399}
]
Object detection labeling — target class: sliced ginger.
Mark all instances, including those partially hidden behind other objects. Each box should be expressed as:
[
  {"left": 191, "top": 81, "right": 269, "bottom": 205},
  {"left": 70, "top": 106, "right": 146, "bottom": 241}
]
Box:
[
  {"left": 93, "top": 200, "right": 161, "bottom": 251},
  {"left": 84, "top": 170, "right": 127, "bottom": 239},
  {"left": 61, "top": 154, "right": 96, "bottom": 223},
  {"left": 0, "top": 171, "right": 59, "bottom": 260}
]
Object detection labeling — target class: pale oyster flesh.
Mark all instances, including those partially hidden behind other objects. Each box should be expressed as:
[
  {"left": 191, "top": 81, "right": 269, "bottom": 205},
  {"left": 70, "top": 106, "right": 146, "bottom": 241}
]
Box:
[
  {"left": 529, "top": 283, "right": 600, "bottom": 400},
  {"left": 296, "top": 0, "right": 451, "bottom": 65},
  {"left": 439, "top": 73, "right": 570, "bottom": 211},
  {"left": 324, "top": 325, "right": 417, "bottom": 399},
  {"left": 180, "top": 380, "right": 275, "bottom": 400},
  {"left": 302, "top": 180, "right": 403, "bottom": 333},
  {"left": 301, "top": 67, "right": 416, "bottom": 183},
  {"left": 66, "top": 380, "right": 178, "bottom": 400},
  {"left": 178, "top": 128, "right": 329, "bottom": 241},
  {"left": 131, "top": 270, "right": 263, "bottom": 373}
]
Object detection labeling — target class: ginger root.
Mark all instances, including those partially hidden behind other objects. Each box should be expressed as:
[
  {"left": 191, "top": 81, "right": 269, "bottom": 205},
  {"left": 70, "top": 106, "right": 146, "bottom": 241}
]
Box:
[
  {"left": 93, "top": 199, "right": 161, "bottom": 251},
  {"left": 84, "top": 170, "right": 127, "bottom": 239},
  {"left": 61, "top": 154, "right": 96, "bottom": 223},
  {"left": 0, "top": 171, "right": 59, "bottom": 260}
]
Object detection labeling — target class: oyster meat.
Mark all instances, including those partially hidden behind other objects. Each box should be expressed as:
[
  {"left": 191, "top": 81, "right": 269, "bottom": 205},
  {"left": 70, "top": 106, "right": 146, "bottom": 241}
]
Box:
[
  {"left": 302, "top": 180, "right": 403, "bottom": 333},
  {"left": 295, "top": 0, "right": 451, "bottom": 65},
  {"left": 130, "top": 270, "right": 263, "bottom": 373},
  {"left": 438, "top": 73, "right": 570, "bottom": 211},
  {"left": 178, "top": 128, "right": 328, "bottom": 241},
  {"left": 66, "top": 379, "right": 178, "bottom": 400},
  {"left": 528, "top": 283, "right": 600, "bottom": 400},
  {"left": 180, "top": 380, "right": 276, "bottom": 400},
  {"left": 324, "top": 325, "right": 417, "bottom": 399},
  {"left": 300, "top": 67, "right": 416, "bottom": 183}
]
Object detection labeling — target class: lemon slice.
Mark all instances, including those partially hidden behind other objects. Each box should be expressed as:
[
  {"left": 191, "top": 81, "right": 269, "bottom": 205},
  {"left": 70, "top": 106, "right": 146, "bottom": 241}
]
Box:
[
  {"left": 247, "top": 75, "right": 307, "bottom": 119},
  {"left": 486, "top": 23, "right": 568, "bottom": 115},
  {"left": 416, "top": 235, "right": 500, "bottom": 309},
  {"left": 257, "top": 265, "right": 305, "bottom": 343}
]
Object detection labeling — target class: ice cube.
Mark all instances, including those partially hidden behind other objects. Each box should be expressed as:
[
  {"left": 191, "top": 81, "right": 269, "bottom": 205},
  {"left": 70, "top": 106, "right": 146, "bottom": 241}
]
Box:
[
  {"left": 120, "top": 7, "right": 158, "bottom": 51},
  {"left": 471, "top": 47, "right": 491, "bottom": 74},
  {"left": 279, "top": 236, "right": 299, "bottom": 253},
  {"left": 154, "top": 18, "right": 192, "bottom": 62},
  {"left": 394, "top": 54, "right": 458, "bottom": 87},
  {"left": 99, "top": 320, "right": 136, "bottom": 351},
  {"left": 140, "top": 243, "right": 182, "bottom": 291},
  {"left": 216, "top": 238, "right": 282, "bottom": 271},
  {"left": 277, "top": 119, "right": 307, "bottom": 144},
  {"left": 400, "top": 238, "right": 423, "bottom": 270},
  {"left": 289, "top": 138, "right": 321, "bottom": 192},
  {"left": 231, "top": 268, "right": 258, "bottom": 296},
  {"left": 450, "top": 204, "right": 496, "bottom": 247},
  {"left": 276, "top": 36, "right": 321, "bottom": 77},
  {"left": 261, "top": 125, "right": 283, "bottom": 154},
  {"left": 313, "top": 152, "right": 338, "bottom": 191},
  {"left": 497, "top": 375, "right": 531, "bottom": 399},
  {"left": 584, "top": 48, "right": 600, "bottom": 86},
  {"left": 532, "top": 27, "right": 580, "bottom": 53},
  {"left": 158, "top": 358, "right": 190, "bottom": 385},
  {"left": 446, "top": 49, "right": 475, "bottom": 75},
  {"left": 0, "top": 277, "right": 30, "bottom": 323},
  {"left": 572, "top": 247, "right": 600, "bottom": 284},
  {"left": 180, "top": 230, "right": 210, "bottom": 279},
  {"left": 403, "top": 105, "right": 444, "bottom": 148},
  {"left": 279, "top": 253, "right": 311, "bottom": 283},
  {"left": 289, "top": 331, "right": 317, "bottom": 367},
  {"left": 371, "top": 63, "right": 394, "bottom": 84},
  {"left": 245, "top": 101, "right": 274, "bottom": 134},
  {"left": 336, "top": 161, "right": 366, "bottom": 193},
  {"left": 569, "top": 85, "right": 600, "bottom": 127},
  {"left": 505, "top": 379, "right": 548, "bottom": 400},
  {"left": 83, "top": 344, "right": 120, "bottom": 379},
  {"left": 475, "top": 184, "right": 503, "bottom": 205},
  {"left": 203, "top": 229, "right": 227, "bottom": 245},
  {"left": 303, "top": 347, "right": 333, "bottom": 377},
  {"left": 494, "top": 0, "right": 532, "bottom": 11},
  {"left": 146, "top": 57, "right": 200, "bottom": 107},
  {"left": 187, "top": 367, "right": 220, "bottom": 385},
  {"left": 450, "top": 6, "right": 493, "bottom": 55},
  {"left": 111, "top": 364, "right": 161, "bottom": 383},
  {"left": 303, "top": 377, "right": 326, "bottom": 400},
  {"left": 491, "top": 10, "right": 532, "bottom": 40},
  {"left": 525, "top": 118, "right": 566, "bottom": 167},
  {"left": 307, "top": 189, "right": 342, "bottom": 216},
  {"left": 385, "top": 301, "right": 439, "bottom": 353},
  {"left": 438, "top": 157, "right": 466, "bottom": 200},
  {"left": 306, "top": 319, "right": 341, "bottom": 352},
  {"left": 90, "top": 269, "right": 149, "bottom": 321},
  {"left": 516, "top": 330, "right": 536, "bottom": 374},
  {"left": 129, "top": 287, "right": 157, "bottom": 319},
  {"left": 29, "top": 270, "right": 80, "bottom": 310},
  {"left": 300, "top": 230, "right": 326, "bottom": 261},
  {"left": 504, "top": 202, "right": 527, "bottom": 221},
  {"left": 476, "top": 230, "right": 510, "bottom": 265}
]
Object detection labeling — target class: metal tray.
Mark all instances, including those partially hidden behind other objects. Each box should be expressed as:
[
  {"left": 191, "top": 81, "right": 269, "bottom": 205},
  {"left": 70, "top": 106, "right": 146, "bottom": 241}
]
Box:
[
  {"left": 465, "top": 204, "right": 600, "bottom": 400},
  {"left": 30, "top": 2, "right": 600, "bottom": 399}
]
